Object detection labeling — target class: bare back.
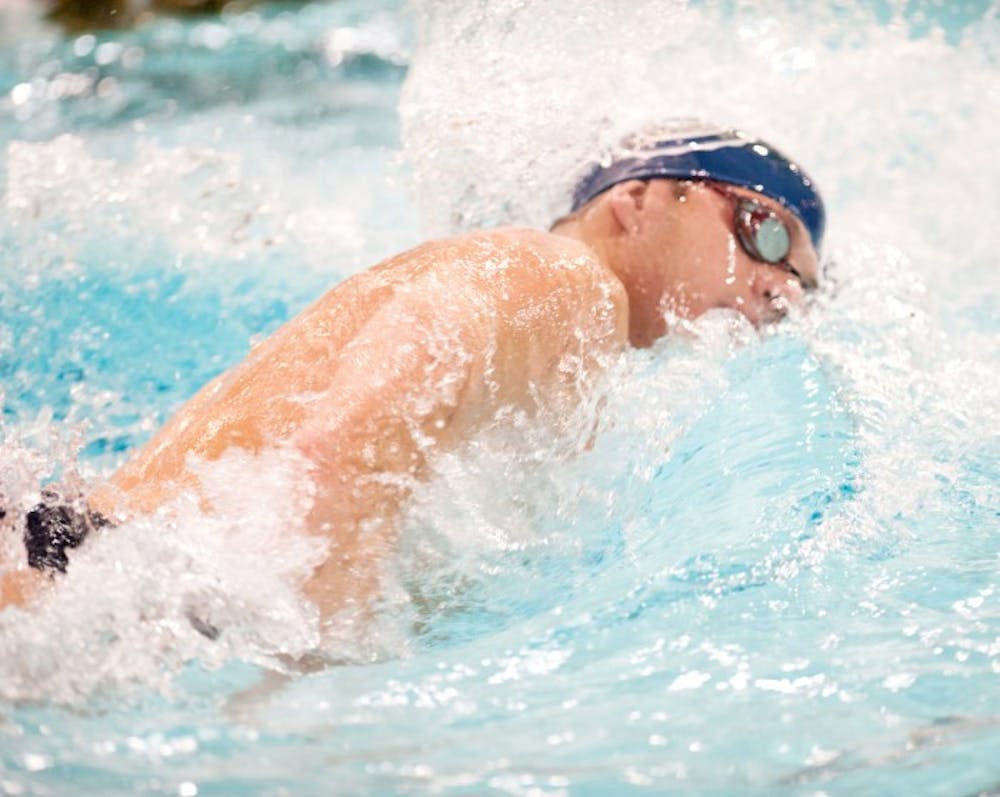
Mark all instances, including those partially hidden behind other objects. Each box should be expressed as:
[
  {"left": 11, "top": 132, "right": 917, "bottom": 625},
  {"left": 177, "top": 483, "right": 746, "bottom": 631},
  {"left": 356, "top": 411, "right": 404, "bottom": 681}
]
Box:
[{"left": 83, "top": 228, "right": 629, "bottom": 618}]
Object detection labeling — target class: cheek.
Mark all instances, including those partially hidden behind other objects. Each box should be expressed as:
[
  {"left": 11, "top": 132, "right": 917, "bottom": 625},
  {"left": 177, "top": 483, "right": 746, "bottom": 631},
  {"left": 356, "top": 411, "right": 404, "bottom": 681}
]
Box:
[{"left": 682, "top": 233, "right": 753, "bottom": 295}]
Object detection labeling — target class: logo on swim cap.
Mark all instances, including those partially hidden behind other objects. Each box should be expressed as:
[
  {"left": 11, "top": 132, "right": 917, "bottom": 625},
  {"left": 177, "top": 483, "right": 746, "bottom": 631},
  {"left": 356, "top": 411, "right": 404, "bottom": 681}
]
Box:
[{"left": 572, "top": 120, "right": 825, "bottom": 253}]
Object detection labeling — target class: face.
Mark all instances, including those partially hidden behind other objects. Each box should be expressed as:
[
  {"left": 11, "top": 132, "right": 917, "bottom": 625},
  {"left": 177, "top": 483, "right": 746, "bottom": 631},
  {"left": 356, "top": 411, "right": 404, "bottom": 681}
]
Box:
[{"left": 622, "top": 179, "right": 820, "bottom": 330}]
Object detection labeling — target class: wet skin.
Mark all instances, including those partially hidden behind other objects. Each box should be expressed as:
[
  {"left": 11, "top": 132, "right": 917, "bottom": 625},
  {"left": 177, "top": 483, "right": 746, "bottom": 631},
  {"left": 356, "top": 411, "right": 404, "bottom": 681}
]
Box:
[
  {"left": 1, "top": 178, "right": 818, "bottom": 620},
  {"left": 89, "top": 228, "right": 628, "bottom": 621},
  {"left": 558, "top": 178, "right": 819, "bottom": 346}
]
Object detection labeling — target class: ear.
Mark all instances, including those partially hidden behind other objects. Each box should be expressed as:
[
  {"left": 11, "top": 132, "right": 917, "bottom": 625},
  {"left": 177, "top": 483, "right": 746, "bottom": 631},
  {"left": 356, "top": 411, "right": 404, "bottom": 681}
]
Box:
[{"left": 607, "top": 180, "right": 648, "bottom": 235}]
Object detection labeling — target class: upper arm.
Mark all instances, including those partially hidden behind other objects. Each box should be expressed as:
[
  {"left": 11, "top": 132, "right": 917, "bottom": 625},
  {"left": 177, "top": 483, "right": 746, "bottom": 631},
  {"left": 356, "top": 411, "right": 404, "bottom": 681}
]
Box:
[
  {"left": 292, "top": 275, "right": 491, "bottom": 489},
  {"left": 294, "top": 232, "right": 627, "bottom": 475},
  {"left": 473, "top": 232, "right": 629, "bottom": 412},
  {"left": 295, "top": 237, "right": 623, "bottom": 488}
]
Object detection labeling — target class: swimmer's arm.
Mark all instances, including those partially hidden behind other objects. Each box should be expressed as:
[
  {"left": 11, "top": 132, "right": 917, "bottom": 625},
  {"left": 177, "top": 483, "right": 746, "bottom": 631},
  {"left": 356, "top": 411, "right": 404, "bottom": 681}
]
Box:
[
  {"left": 0, "top": 528, "right": 48, "bottom": 611},
  {"left": 291, "top": 288, "right": 490, "bottom": 620},
  {"left": 0, "top": 568, "right": 47, "bottom": 610},
  {"left": 293, "top": 252, "right": 628, "bottom": 620},
  {"left": 88, "top": 370, "right": 232, "bottom": 517}
]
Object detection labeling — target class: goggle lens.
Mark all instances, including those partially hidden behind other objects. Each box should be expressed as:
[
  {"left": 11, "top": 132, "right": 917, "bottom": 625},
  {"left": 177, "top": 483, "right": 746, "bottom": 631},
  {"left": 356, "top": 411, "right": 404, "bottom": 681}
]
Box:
[
  {"left": 736, "top": 200, "right": 790, "bottom": 264},
  {"left": 753, "top": 215, "right": 790, "bottom": 263},
  {"left": 701, "top": 181, "right": 813, "bottom": 288}
]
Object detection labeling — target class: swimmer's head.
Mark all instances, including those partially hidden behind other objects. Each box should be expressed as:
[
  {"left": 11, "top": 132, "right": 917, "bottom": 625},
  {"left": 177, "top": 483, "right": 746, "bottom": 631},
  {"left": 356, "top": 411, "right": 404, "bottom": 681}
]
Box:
[
  {"left": 571, "top": 119, "right": 825, "bottom": 253},
  {"left": 553, "top": 120, "right": 825, "bottom": 345}
]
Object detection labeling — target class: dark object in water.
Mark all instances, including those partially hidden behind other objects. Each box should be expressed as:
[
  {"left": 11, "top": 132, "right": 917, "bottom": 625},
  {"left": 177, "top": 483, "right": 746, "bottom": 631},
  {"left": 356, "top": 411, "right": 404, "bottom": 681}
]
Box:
[
  {"left": 151, "top": 0, "right": 228, "bottom": 11},
  {"left": 43, "top": 0, "right": 278, "bottom": 32},
  {"left": 15, "top": 489, "right": 222, "bottom": 639},
  {"left": 186, "top": 611, "right": 221, "bottom": 640},
  {"left": 23, "top": 491, "right": 111, "bottom": 573},
  {"left": 44, "top": 0, "right": 131, "bottom": 30}
]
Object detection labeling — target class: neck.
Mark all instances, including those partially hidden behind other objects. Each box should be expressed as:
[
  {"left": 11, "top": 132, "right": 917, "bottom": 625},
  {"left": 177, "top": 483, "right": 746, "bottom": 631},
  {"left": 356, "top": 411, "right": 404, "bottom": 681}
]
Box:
[{"left": 550, "top": 211, "right": 667, "bottom": 348}]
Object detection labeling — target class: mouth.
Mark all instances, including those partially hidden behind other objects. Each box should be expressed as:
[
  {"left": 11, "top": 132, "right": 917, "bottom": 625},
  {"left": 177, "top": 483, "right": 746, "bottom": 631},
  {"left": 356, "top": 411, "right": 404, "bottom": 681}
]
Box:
[
  {"left": 712, "top": 297, "right": 787, "bottom": 327},
  {"left": 759, "top": 303, "right": 789, "bottom": 326}
]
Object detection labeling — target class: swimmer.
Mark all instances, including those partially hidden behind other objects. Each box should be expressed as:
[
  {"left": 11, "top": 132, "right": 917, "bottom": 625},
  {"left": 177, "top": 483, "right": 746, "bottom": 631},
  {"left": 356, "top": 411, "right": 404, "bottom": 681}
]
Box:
[{"left": 0, "top": 120, "right": 824, "bottom": 622}]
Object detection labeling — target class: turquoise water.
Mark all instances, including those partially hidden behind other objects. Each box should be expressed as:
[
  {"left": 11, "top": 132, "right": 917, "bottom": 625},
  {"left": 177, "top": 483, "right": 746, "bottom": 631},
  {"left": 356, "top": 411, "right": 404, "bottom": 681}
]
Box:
[{"left": 1, "top": 1, "right": 998, "bottom": 795}]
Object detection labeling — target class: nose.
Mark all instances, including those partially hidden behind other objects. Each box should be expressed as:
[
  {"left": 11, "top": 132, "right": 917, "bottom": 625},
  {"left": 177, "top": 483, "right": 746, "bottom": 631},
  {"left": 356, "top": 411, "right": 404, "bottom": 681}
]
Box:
[{"left": 752, "top": 265, "right": 805, "bottom": 318}]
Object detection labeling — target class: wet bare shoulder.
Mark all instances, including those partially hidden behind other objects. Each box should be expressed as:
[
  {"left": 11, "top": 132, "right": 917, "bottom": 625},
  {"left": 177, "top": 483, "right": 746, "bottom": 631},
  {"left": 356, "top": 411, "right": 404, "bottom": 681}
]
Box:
[
  {"left": 462, "top": 226, "right": 608, "bottom": 275},
  {"left": 471, "top": 227, "right": 628, "bottom": 329},
  {"left": 441, "top": 227, "right": 625, "bottom": 307}
]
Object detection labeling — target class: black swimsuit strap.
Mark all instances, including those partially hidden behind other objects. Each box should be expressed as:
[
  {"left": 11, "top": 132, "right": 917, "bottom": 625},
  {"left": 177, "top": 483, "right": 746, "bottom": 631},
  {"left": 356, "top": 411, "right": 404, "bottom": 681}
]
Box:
[{"left": 23, "top": 494, "right": 110, "bottom": 573}]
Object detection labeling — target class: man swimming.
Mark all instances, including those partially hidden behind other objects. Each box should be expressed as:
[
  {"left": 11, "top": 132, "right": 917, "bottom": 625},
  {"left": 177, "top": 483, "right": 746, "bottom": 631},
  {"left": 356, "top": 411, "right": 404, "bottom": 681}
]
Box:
[{"left": 0, "top": 120, "right": 824, "bottom": 622}]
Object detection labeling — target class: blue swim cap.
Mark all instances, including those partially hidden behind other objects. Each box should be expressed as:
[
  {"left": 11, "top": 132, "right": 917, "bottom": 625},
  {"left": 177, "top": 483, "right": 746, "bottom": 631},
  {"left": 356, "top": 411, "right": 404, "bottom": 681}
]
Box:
[{"left": 572, "top": 121, "right": 825, "bottom": 252}]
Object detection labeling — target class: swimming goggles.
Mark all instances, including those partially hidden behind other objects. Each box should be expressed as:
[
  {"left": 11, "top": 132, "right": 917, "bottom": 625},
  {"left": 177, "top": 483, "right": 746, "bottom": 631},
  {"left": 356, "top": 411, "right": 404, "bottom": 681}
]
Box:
[{"left": 704, "top": 182, "right": 810, "bottom": 288}]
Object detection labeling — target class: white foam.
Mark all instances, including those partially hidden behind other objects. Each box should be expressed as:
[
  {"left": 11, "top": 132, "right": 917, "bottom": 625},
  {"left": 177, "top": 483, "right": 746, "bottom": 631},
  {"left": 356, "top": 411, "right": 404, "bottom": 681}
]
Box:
[
  {"left": 0, "top": 446, "right": 329, "bottom": 704},
  {"left": 2, "top": 134, "right": 372, "bottom": 283}
]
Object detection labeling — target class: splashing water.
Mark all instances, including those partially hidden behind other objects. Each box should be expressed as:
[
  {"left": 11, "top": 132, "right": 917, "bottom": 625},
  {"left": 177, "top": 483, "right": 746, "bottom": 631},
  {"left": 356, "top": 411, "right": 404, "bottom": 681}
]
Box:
[{"left": 0, "top": 0, "right": 998, "bottom": 794}]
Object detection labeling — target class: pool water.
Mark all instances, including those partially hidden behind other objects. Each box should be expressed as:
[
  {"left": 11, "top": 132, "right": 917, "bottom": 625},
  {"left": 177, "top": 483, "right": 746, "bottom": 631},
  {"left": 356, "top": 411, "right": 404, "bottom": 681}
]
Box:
[{"left": 1, "top": 1, "right": 997, "bottom": 795}]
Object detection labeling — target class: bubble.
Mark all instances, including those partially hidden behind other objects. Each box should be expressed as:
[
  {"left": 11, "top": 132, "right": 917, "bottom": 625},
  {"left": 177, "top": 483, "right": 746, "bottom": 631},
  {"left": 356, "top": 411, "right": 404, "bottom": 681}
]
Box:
[{"left": 73, "top": 34, "right": 96, "bottom": 58}]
